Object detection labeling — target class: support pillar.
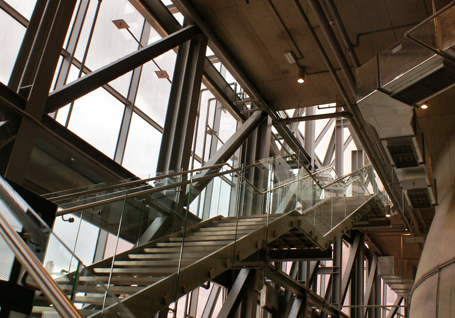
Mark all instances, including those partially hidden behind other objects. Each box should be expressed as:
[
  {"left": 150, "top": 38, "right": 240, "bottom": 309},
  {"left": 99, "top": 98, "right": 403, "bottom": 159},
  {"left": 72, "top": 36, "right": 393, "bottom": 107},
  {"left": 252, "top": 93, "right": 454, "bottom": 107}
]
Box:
[
  {"left": 5, "top": 0, "right": 77, "bottom": 185},
  {"left": 157, "top": 32, "right": 208, "bottom": 173}
]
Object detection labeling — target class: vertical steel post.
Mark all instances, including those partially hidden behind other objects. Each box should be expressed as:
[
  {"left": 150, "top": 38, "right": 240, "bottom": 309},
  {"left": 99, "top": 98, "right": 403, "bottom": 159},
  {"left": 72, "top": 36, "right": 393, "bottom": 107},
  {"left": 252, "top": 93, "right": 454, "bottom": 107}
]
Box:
[
  {"left": 156, "top": 32, "right": 208, "bottom": 173},
  {"left": 5, "top": 0, "right": 77, "bottom": 185}
]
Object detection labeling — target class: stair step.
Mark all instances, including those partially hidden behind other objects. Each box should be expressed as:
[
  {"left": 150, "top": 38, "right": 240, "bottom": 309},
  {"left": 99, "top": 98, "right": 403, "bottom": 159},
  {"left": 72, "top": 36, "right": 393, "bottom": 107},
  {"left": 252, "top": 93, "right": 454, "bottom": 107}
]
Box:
[
  {"left": 113, "top": 260, "right": 192, "bottom": 267},
  {"left": 128, "top": 253, "right": 207, "bottom": 260},
  {"left": 155, "top": 240, "right": 234, "bottom": 247},
  {"left": 79, "top": 276, "right": 163, "bottom": 285},
  {"left": 94, "top": 267, "right": 176, "bottom": 275},
  {"left": 60, "top": 284, "right": 143, "bottom": 295},
  {"left": 168, "top": 234, "right": 247, "bottom": 242},
  {"left": 73, "top": 295, "right": 118, "bottom": 306},
  {"left": 143, "top": 246, "right": 219, "bottom": 253}
]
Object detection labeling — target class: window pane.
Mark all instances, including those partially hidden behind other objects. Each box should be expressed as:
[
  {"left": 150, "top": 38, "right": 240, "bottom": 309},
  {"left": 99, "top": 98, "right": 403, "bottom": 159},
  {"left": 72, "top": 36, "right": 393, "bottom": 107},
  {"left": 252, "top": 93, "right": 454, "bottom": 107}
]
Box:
[
  {"left": 67, "top": 88, "right": 125, "bottom": 158},
  {"left": 0, "top": 9, "right": 26, "bottom": 85},
  {"left": 4, "top": 0, "right": 36, "bottom": 20},
  {"left": 134, "top": 27, "right": 176, "bottom": 127},
  {"left": 122, "top": 113, "right": 162, "bottom": 176},
  {"left": 75, "top": 0, "right": 144, "bottom": 70}
]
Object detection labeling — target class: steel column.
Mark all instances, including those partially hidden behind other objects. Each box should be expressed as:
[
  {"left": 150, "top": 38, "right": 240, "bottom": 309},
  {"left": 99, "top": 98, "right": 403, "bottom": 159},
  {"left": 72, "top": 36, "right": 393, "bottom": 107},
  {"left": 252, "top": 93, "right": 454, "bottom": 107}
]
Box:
[
  {"left": 332, "top": 239, "right": 342, "bottom": 307},
  {"left": 351, "top": 234, "right": 364, "bottom": 318},
  {"left": 364, "top": 255, "right": 378, "bottom": 318},
  {"left": 304, "top": 106, "right": 315, "bottom": 171},
  {"left": 335, "top": 107, "right": 344, "bottom": 175},
  {"left": 5, "top": 0, "right": 77, "bottom": 185},
  {"left": 156, "top": 32, "right": 207, "bottom": 173},
  {"left": 340, "top": 233, "right": 362, "bottom": 304}
]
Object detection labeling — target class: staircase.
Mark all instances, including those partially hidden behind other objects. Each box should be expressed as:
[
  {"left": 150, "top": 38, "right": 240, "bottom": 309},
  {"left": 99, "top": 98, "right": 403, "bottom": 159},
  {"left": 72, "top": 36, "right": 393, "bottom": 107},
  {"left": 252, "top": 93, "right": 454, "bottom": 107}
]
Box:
[
  {"left": 0, "top": 156, "right": 386, "bottom": 317},
  {"left": 32, "top": 195, "right": 378, "bottom": 317}
]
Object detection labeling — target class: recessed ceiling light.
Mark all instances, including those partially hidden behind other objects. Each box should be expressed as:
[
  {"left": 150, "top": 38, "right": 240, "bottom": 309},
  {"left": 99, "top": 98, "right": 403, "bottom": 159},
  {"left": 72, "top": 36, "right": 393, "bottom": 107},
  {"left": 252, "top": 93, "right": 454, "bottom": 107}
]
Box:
[
  {"left": 284, "top": 51, "right": 296, "bottom": 64},
  {"left": 421, "top": 104, "right": 428, "bottom": 109}
]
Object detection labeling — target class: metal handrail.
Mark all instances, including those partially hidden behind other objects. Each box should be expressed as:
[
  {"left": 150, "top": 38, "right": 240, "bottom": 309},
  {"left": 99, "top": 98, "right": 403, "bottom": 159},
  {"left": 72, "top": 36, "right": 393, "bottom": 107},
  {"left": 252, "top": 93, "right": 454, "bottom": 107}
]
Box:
[
  {"left": 321, "top": 164, "right": 373, "bottom": 189},
  {"left": 56, "top": 167, "right": 243, "bottom": 216},
  {"left": 55, "top": 159, "right": 368, "bottom": 216},
  {"left": 0, "top": 198, "right": 82, "bottom": 318},
  {"left": 49, "top": 154, "right": 298, "bottom": 202}
]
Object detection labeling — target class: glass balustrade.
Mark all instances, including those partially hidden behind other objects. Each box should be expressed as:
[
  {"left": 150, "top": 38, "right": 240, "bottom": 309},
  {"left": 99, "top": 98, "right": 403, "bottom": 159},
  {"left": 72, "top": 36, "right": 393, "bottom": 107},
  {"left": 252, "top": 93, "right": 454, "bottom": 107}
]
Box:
[
  {"left": 0, "top": 176, "right": 135, "bottom": 317},
  {"left": 28, "top": 154, "right": 390, "bottom": 316}
]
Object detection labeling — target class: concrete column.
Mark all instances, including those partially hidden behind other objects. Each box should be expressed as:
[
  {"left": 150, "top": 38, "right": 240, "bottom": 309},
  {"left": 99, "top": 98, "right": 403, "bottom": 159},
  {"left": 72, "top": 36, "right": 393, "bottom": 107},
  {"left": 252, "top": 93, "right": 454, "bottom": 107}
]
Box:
[{"left": 410, "top": 133, "right": 455, "bottom": 317}]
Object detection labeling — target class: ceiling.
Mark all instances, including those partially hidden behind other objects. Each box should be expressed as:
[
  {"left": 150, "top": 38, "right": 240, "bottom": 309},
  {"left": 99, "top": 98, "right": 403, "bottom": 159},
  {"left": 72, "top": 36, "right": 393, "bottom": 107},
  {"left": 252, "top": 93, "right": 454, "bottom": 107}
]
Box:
[{"left": 187, "top": 0, "right": 432, "bottom": 110}]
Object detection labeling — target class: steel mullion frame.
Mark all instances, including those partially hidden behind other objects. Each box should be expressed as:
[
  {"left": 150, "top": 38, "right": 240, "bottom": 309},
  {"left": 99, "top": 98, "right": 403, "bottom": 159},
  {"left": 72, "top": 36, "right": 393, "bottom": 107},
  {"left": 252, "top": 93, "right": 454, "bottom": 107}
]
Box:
[
  {"left": 0, "top": 0, "right": 29, "bottom": 27},
  {"left": 114, "top": 21, "right": 152, "bottom": 163},
  {"left": 53, "top": 0, "right": 90, "bottom": 91},
  {"left": 46, "top": 25, "right": 201, "bottom": 112}
]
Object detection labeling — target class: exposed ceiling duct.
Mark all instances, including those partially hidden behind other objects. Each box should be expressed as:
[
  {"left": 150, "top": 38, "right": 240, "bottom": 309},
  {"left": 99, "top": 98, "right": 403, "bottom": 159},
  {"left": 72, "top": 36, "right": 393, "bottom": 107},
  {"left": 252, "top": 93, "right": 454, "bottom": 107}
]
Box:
[{"left": 355, "top": 34, "right": 449, "bottom": 211}]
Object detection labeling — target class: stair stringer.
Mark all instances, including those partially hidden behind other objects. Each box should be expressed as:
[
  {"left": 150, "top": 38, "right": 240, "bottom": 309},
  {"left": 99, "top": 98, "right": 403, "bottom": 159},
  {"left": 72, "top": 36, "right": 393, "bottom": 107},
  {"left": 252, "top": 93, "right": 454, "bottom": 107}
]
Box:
[
  {"left": 90, "top": 196, "right": 381, "bottom": 317},
  {"left": 93, "top": 212, "right": 301, "bottom": 317}
]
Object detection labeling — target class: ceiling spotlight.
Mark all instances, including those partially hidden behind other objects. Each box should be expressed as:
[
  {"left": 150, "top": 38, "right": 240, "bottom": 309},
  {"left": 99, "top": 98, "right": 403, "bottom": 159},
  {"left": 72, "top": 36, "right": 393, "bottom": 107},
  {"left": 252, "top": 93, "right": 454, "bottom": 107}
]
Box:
[
  {"left": 420, "top": 104, "right": 428, "bottom": 109},
  {"left": 284, "top": 51, "right": 297, "bottom": 64},
  {"left": 297, "top": 67, "right": 306, "bottom": 84},
  {"left": 385, "top": 213, "right": 391, "bottom": 218}
]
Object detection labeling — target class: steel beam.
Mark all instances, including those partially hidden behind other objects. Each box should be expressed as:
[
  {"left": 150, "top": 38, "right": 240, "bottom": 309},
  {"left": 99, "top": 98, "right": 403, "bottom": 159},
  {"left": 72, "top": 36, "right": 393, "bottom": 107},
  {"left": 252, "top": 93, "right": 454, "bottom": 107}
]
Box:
[
  {"left": 217, "top": 269, "right": 252, "bottom": 318},
  {"left": 323, "top": 131, "right": 336, "bottom": 167},
  {"left": 265, "top": 266, "right": 347, "bottom": 318},
  {"left": 307, "top": 0, "right": 356, "bottom": 95},
  {"left": 289, "top": 298, "right": 303, "bottom": 318},
  {"left": 386, "top": 297, "right": 403, "bottom": 318},
  {"left": 192, "top": 111, "right": 268, "bottom": 183},
  {"left": 267, "top": 249, "right": 332, "bottom": 262},
  {"left": 322, "top": 0, "right": 361, "bottom": 68},
  {"left": 274, "top": 112, "right": 352, "bottom": 125},
  {"left": 45, "top": 25, "right": 201, "bottom": 112},
  {"left": 201, "top": 284, "right": 222, "bottom": 318},
  {"left": 315, "top": 118, "right": 335, "bottom": 148}
]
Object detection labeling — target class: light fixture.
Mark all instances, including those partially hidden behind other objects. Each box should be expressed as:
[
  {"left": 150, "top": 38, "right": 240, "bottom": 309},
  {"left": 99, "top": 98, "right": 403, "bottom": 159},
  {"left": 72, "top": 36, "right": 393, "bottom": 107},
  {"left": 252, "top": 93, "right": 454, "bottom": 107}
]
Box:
[
  {"left": 421, "top": 103, "right": 428, "bottom": 109},
  {"left": 385, "top": 213, "right": 391, "bottom": 218},
  {"left": 284, "top": 51, "right": 297, "bottom": 64},
  {"left": 297, "top": 67, "right": 306, "bottom": 84},
  {"left": 112, "top": 19, "right": 130, "bottom": 30}
]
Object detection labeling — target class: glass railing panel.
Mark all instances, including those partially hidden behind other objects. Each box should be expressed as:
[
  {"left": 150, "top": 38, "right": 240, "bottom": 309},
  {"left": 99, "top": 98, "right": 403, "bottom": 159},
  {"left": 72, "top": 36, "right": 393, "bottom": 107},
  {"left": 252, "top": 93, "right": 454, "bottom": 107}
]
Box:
[
  {"left": 173, "top": 168, "right": 248, "bottom": 312},
  {"left": 0, "top": 176, "right": 135, "bottom": 317}
]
